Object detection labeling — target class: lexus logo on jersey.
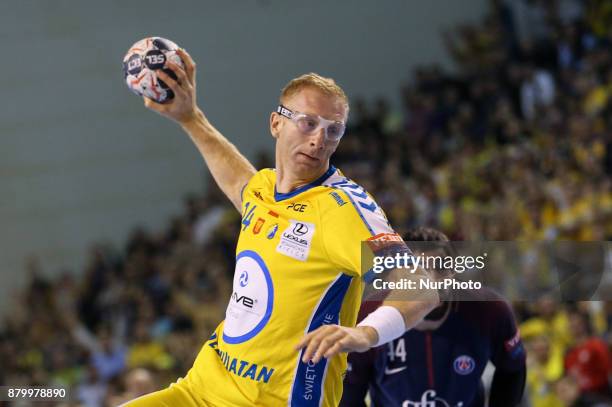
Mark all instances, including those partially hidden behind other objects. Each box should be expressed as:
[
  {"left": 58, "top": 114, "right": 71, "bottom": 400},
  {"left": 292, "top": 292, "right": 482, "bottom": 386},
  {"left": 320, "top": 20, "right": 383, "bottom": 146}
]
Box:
[{"left": 293, "top": 223, "right": 309, "bottom": 236}]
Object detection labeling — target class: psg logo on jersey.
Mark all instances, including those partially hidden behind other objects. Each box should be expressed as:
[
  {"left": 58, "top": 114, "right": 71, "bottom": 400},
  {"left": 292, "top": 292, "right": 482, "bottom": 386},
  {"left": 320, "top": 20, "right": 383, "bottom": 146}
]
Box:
[{"left": 453, "top": 355, "right": 475, "bottom": 375}]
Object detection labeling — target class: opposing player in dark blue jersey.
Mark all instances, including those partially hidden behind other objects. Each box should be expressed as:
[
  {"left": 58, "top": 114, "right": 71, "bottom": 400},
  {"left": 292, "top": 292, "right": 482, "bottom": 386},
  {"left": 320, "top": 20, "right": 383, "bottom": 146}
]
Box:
[{"left": 341, "top": 228, "right": 526, "bottom": 407}]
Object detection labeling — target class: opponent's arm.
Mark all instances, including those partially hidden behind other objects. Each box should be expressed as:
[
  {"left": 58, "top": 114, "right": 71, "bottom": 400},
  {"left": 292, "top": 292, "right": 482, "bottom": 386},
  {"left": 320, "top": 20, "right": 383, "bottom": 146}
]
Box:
[
  {"left": 339, "top": 351, "right": 374, "bottom": 407},
  {"left": 489, "top": 366, "right": 526, "bottom": 407},
  {"left": 489, "top": 300, "right": 527, "bottom": 406},
  {"left": 144, "top": 49, "right": 256, "bottom": 211}
]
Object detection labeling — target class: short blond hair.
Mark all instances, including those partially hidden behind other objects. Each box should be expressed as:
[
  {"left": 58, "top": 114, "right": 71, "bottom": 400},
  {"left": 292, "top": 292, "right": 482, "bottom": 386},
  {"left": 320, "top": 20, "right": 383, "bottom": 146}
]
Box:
[{"left": 280, "top": 73, "right": 349, "bottom": 111}]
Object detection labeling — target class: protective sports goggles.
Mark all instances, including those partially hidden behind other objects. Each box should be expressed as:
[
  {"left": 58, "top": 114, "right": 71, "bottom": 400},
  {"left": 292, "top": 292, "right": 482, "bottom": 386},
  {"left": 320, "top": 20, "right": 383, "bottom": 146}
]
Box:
[{"left": 276, "top": 105, "right": 346, "bottom": 142}]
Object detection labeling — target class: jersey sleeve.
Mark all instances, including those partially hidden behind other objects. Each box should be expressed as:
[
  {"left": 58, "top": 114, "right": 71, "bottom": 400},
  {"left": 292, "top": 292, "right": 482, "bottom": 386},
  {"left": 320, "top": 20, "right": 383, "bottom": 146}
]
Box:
[
  {"left": 489, "top": 300, "right": 526, "bottom": 372},
  {"left": 320, "top": 187, "right": 404, "bottom": 278},
  {"left": 240, "top": 168, "right": 270, "bottom": 206}
]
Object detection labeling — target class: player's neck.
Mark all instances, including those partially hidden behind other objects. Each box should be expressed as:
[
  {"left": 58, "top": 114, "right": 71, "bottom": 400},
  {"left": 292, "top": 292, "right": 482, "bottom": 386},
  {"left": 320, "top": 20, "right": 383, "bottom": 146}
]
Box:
[
  {"left": 275, "top": 161, "right": 329, "bottom": 194},
  {"left": 415, "top": 301, "right": 451, "bottom": 331}
]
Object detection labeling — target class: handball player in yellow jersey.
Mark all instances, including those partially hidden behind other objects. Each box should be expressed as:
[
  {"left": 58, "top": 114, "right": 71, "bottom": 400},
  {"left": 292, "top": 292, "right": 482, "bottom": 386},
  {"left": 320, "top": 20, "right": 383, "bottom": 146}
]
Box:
[{"left": 123, "top": 49, "right": 439, "bottom": 406}]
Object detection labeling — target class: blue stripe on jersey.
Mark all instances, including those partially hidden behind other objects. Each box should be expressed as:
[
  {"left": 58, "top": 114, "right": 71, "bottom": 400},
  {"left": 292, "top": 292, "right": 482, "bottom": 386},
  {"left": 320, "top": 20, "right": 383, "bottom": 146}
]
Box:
[
  {"left": 329, "top": 181, "right": 375, "bottom": 236},
  {"left": 274, "top": 165, "right": 337, "bottom": 202},
  {"left": 289, "top": 273, "right": 353, "bottom": 406}
]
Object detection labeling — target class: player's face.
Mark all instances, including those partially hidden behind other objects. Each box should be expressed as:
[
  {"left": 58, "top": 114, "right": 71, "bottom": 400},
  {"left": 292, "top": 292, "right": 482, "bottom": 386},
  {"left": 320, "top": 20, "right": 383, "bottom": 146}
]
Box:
[{"left": 270, "top": 87, "right": 347, "bottom": 180}]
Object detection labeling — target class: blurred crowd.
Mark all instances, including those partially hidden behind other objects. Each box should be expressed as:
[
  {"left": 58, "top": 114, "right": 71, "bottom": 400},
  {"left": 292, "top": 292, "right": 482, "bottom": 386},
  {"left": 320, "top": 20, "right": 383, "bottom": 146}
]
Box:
[
  {"left": 339, "top": 0, "right": 611, "bottom": 242},
  {"left": 0, "top": 189, "right": 240, "bottom": 406},
  {"left": 1, "top": 0, "right": 612, "bottom": 406}
]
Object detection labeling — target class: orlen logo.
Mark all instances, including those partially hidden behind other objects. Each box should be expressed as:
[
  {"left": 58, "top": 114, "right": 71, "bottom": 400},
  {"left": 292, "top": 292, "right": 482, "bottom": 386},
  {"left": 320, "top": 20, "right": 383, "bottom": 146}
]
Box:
[
  {"left": 402, "top": 390, "right": 464, "bottom": 407},
  {"left": 223, "top": 251, "right": 274, "bottom": 344}
]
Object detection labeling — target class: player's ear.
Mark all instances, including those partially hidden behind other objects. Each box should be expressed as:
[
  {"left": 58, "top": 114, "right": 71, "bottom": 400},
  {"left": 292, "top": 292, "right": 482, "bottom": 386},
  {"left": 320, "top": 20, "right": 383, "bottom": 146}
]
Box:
[{"left": 270, "top": 112, "right": 282, "bottom": 139}]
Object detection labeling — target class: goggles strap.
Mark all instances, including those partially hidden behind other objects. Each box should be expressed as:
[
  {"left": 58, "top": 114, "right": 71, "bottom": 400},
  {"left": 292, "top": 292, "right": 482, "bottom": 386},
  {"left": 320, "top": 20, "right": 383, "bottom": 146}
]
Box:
[{"left": 277, "top": 105, "right": 293, "bottom": 119}]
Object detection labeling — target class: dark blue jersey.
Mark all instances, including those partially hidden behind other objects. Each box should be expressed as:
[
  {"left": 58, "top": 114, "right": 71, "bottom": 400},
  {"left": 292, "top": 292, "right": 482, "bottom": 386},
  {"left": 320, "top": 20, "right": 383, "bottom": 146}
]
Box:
[{"left": 341, "top": 289, "right": 526, "bottom": 407}]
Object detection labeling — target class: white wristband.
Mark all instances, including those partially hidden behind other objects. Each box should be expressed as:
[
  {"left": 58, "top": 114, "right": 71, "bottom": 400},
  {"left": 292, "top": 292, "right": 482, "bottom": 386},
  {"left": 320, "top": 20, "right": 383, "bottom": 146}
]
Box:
[{"left": 357, "top": 305, "right": 406, "bottom": 347}]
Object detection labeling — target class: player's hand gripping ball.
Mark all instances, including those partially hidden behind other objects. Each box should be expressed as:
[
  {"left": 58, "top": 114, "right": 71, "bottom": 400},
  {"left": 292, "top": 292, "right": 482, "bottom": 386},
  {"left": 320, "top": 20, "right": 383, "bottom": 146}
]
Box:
[{"left": 122, "top": 37, "right": 185, "bottom": 103}]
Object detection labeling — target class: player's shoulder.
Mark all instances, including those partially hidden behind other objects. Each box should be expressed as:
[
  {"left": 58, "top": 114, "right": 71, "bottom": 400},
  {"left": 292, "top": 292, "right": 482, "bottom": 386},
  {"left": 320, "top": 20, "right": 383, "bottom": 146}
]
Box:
[
  {"left": 250, "top": 168, "right": 275, "bottom": 188},
  {"left": 241, "top": 168, "right": 274, "bottom": 201},
  {"left": 319, "top": 167, "right": 372, "bottom": 197},
  {"left": 317, "top": 167, "right": 394, "bottom": 237}
]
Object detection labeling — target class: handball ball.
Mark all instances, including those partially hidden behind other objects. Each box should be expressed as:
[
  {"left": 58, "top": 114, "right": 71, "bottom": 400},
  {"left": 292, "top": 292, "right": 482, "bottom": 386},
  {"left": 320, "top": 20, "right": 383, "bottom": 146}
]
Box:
[{"left": 122, "top": 37, "right": 185, "bottom": 103}]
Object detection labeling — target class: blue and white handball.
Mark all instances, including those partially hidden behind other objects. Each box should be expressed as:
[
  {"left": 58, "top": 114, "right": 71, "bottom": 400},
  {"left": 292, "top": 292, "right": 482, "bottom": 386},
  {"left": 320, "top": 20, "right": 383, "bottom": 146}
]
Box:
[{"left": 122, "top": 37, "right": 185, "bottom": 103}]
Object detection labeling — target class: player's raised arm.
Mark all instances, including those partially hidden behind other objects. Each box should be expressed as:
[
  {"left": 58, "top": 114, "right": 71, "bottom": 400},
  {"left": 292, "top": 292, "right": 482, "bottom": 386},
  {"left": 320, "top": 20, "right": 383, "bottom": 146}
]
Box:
[{"left": 144, "top": 49, "right": 256, "bottom": 211}]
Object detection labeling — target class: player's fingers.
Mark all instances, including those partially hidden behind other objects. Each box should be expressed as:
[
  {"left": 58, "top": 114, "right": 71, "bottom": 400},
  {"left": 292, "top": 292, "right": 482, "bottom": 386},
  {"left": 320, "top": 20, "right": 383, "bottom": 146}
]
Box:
[
  {"left": 300, "top": 325, "right": 337, "bottom": 363},
  {"left": 177, "top": 48, "right": 196, "bottom": 84},
  {"left": 158, "top": 68, "right": 185, "bottom": 96},
  {"left": 312, "top": 330, "right": 346, "bottom": 363},
  {"left": 295, "top": 330, "right": 315, "bottom": 351},
  {"left": 301, "top": 333, "right": 324, "bottom": 363},
  {"left": 322, "top": 341, "right": 344, "bottom": 359},
  {"left": 143, "top": 96, "right": 169, "bottom": 113},
  {"left": 164, "top": 62, "right": 189, "bottom": 89},
  {"left": 156, "top": 69, "right": 183, "bottom": 93},
  {"left": 301, "top": 326, "right": 343, "bottom": 363},
  {"left": 295, "top": 324, "right": 331, "bottom": 349},
  {"left": 168, "top": 63, "right": 190, "bottom": 88}
]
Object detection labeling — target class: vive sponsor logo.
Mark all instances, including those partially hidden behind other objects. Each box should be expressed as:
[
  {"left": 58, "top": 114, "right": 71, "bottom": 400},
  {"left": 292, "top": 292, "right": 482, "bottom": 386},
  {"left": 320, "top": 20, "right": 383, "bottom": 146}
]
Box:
[
  {"left": 224, "top": 251, "right": 273, "bottom": 344},
  {"left": 231, "top": 291, "right": 255, "bottom": 309}
]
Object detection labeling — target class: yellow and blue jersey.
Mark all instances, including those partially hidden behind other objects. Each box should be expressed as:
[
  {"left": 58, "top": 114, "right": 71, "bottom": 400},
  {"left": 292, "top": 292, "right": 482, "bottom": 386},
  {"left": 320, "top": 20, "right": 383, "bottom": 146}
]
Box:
[{"left": 184, "top": 165, "right": 401, "bottom": 406}]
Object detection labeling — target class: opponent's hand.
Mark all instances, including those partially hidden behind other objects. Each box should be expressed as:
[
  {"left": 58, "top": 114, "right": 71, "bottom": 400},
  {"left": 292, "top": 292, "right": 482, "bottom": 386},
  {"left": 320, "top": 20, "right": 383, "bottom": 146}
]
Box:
[
  {"left": 295, "top": 325, "right": 378, "bottom": 364},
  {"left": 144, "top": 48, "right": 200, "bottom": 125}
]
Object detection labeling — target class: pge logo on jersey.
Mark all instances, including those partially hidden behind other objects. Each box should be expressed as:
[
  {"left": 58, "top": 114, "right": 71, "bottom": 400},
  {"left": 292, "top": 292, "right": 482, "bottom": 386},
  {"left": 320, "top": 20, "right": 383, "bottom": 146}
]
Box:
[{"left": 453, "top": 355, "right": 475, "bottom": 375}]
